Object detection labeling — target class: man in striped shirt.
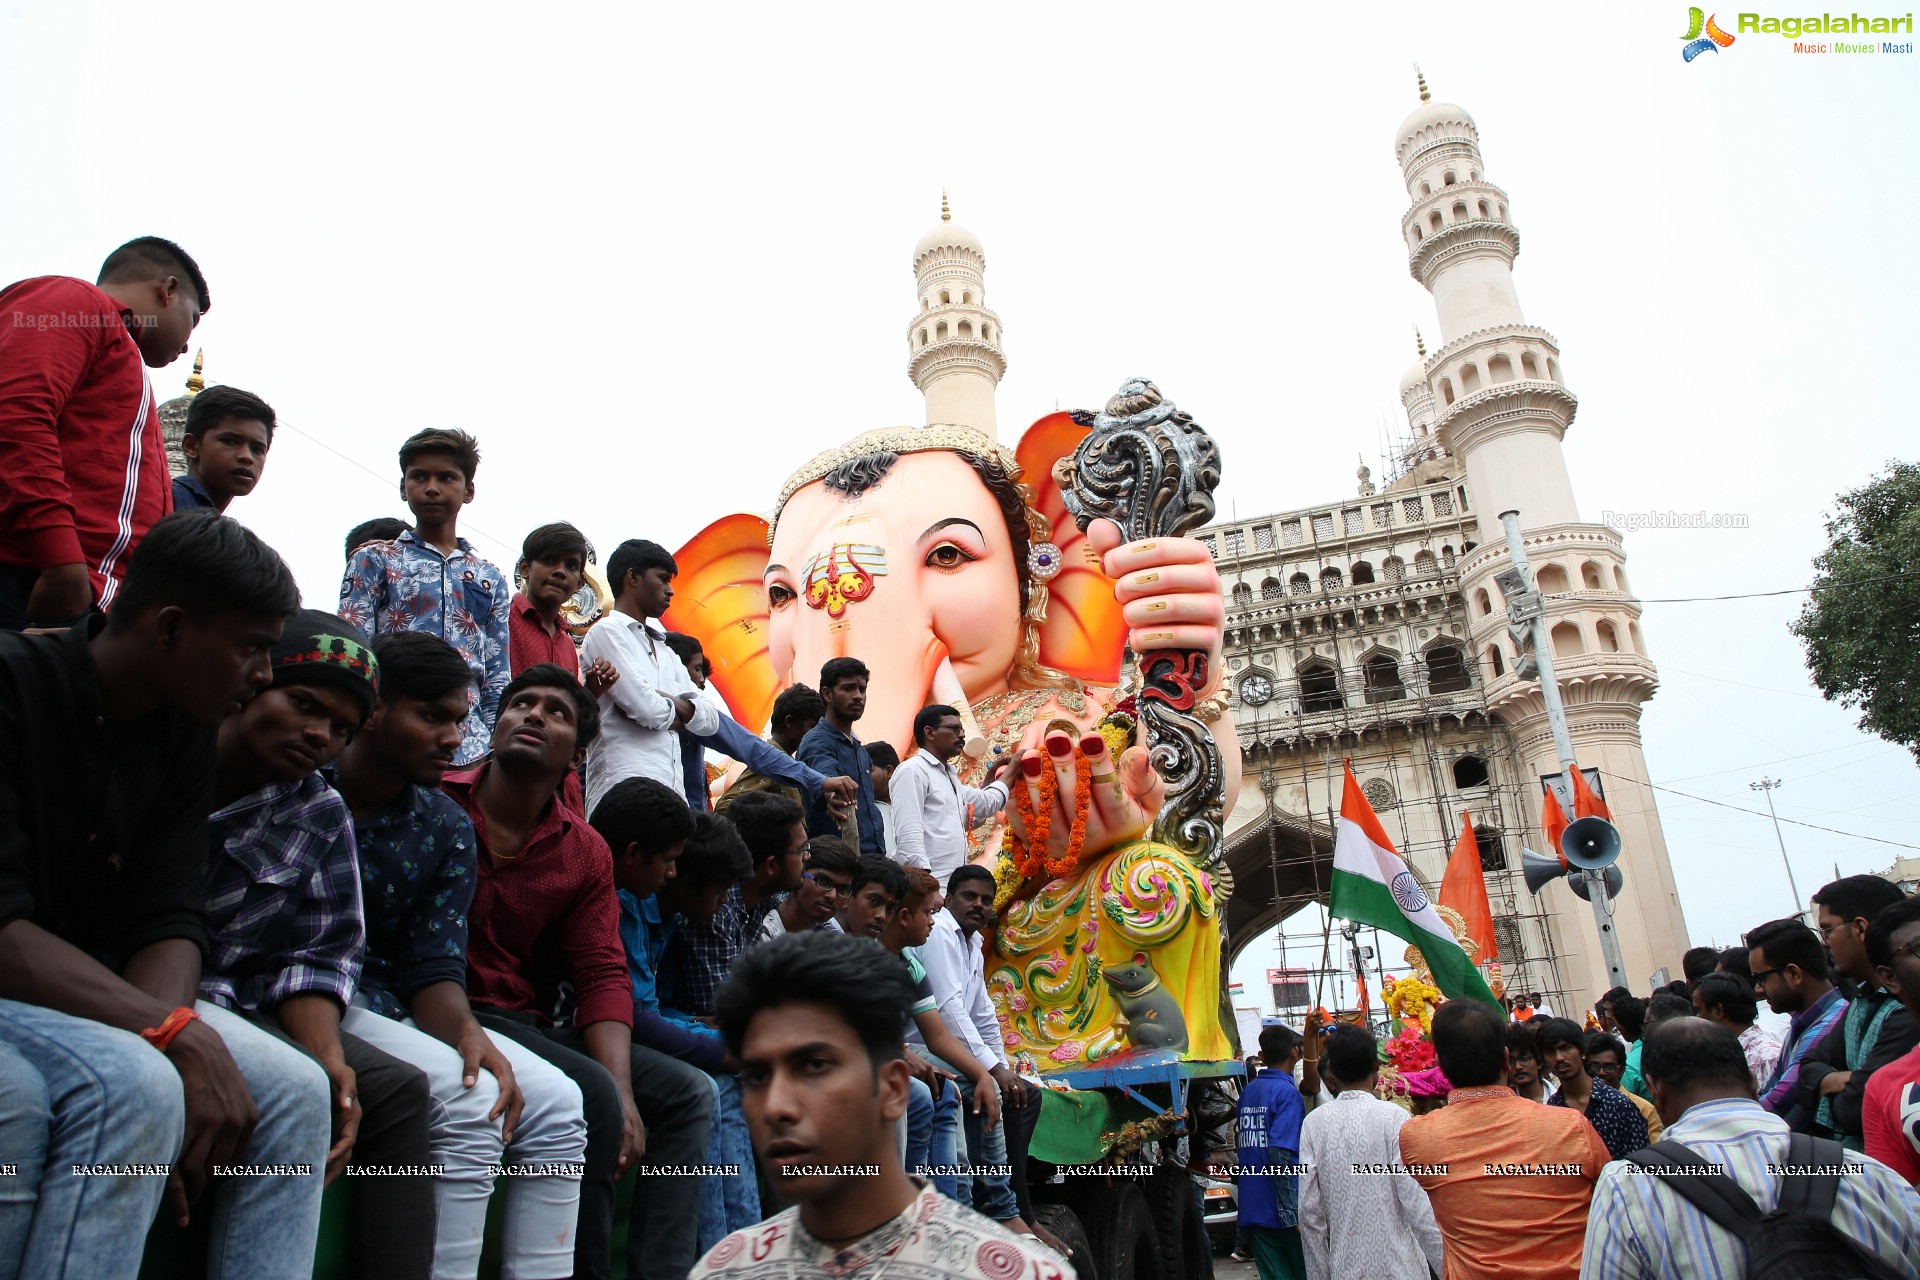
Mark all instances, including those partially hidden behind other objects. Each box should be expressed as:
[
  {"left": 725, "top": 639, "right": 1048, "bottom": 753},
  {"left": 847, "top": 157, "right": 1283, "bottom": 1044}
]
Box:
[
  {"left": 1580, "top": 1017, "right": 1920, "bottom": 1279},
  {"left": 1748, "top": 916, "right": 1848, "bottom": 1130}
]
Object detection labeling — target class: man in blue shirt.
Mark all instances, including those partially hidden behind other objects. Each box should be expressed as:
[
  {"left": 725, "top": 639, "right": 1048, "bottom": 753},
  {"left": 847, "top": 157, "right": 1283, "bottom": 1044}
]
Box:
[
  {"left": 796, "top": 657, "right": 885, "bottom": 857},
  {"left": 1237, "top": 1023, "right": 1307, "bottom": 1280}
]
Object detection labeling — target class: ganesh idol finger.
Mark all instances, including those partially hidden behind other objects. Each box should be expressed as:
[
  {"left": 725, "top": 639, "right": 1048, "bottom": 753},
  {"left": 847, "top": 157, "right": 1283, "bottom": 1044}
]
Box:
[
  {"left": 1121, "top": 590, "right": 1224, "bottom": 630},
  {"left": 1108, "top": 560, "right": 1219, "bottom": 604}
]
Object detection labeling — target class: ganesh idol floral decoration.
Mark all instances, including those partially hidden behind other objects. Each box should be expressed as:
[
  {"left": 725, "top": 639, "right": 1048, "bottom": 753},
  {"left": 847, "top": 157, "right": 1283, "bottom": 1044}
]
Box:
[{"left": 663, "top": 381, "right": 1239, "bottom": 1070}]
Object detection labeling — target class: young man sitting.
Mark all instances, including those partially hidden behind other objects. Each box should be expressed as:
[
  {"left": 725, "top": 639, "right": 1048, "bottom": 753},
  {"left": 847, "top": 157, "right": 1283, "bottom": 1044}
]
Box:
[
  {"left": 199, "top": 608, "right": 439, "bottom": 1280},
  {"left": 339, "top": 427, "right": 510, "bottom": 767},
  {"left": 1534, "top": 1015, "right": 1649, "bottom": 1159},
  {"left": 754, "top": 836, "right": 859, "bottom": 945},
  {"left": 666, "top": 792, "right": 808, "bottom": 1022},
  {"left": 693, "top": 931, "right": 1061, "bottom": 1278},
  {"left": 598, "top": 789, "right": 759, "bottom": 1257},
  {"left": 172, "top": 385, "right": 274, "bottom": 514},
  {"left": 329, "top": 631, "right": 590, "bottom": 1280},
  {"left": 0, "top": 513, "right": 327, "bottom": 1279},
  {"left": 445, "top": 664, "right": 711, "bottom": 1280}
]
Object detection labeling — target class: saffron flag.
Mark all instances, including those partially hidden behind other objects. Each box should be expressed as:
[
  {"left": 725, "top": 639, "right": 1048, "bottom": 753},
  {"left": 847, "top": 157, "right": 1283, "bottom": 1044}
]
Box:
[
  {"left": 1330, "top": 763, "right": 1499, "bottom": 1008},
  {"left": 1541, "top": 785, "right": 1570, "bottom": 867},
  {"left": 1439, "top": 811, "right": 1497, "bottom": 966},
  {"left": 1569, "top": 764, "right": 1612, "bottom": 821}
]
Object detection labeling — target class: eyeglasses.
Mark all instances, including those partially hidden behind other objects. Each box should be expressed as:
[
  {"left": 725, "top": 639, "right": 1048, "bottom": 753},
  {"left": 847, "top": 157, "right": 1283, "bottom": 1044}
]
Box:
[
  {"left": 1750, "top": 967, "right": 1782, "bottom": 989},
  {"left": 1891, "top": 937, "right": 1920, "bottom": 964},
  {"left": 803, "top": 872, "right": 852, "bottom": 898},
  {"left": 1818, "top": 918, "right": 1853, "bottom": 939}
]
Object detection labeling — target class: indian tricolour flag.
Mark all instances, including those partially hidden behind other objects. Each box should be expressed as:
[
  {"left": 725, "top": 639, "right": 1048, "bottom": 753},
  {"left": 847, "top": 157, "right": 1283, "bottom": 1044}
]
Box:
[{"left": 1330, "top": 762, "right": 1500, "bottom": 1008}]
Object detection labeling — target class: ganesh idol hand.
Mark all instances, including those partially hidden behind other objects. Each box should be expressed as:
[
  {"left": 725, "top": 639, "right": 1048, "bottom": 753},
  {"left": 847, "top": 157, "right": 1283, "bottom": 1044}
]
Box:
[
  {"left": 1088, "top": 518, "right": 1225, "bottom": 695},
  {"left": 1006, "top": 726, "right": 1165, "bottom": 876}
]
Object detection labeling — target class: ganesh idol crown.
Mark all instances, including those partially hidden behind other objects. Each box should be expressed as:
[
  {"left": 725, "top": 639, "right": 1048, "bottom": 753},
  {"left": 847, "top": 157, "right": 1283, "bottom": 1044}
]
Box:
[{"left": 663, "top": 374, "right": 1241, "bottom": 1072}]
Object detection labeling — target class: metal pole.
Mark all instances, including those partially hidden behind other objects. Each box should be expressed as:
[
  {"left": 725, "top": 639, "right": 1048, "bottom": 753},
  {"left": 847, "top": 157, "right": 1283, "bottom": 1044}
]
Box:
[
  {"left": 1751, "top": 777, "right": 1804, "bottom": 919},
  {"left": 1499, "top": 510, "right": 1628, "bottom": 992}
]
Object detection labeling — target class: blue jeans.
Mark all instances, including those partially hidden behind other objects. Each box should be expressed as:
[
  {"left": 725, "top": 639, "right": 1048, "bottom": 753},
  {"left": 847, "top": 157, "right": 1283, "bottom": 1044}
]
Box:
[
  {"left": 930, "top": 1057, "right": 1017, "bottom": 1222},
  {"left": 902, "top": 1077, "right": 963, "bottom": 1200},
  {"left": 0, "top": 998, "right": 185, "bottom": 1280},
  {"left": 695, "top": 1073, "right": 760, "bottom": 1255},
  {"left": 194, "top": 999, "right": 332, "bottom": 1280}
]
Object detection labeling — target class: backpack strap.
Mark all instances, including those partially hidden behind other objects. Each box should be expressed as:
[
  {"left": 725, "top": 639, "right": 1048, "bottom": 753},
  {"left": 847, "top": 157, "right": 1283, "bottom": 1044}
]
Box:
[
  {"left": 1623, "top": 1140, "right": 1764, "bottom": 1240},
  {"left": 1774, "top": 1131, "right": 1845, "bottom": 1221}
]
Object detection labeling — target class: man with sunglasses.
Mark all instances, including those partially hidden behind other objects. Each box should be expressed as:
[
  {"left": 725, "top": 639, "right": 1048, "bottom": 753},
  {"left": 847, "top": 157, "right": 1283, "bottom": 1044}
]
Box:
[{"left": 1747, "top": 916, "right": 1848, "bottom": 1132}]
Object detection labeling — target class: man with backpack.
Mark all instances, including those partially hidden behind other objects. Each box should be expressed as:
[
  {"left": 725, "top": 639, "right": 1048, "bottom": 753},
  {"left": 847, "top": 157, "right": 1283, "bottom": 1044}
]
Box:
[{"left": 1579, "top": 1016, "right": 1920, "bottom": 1279}]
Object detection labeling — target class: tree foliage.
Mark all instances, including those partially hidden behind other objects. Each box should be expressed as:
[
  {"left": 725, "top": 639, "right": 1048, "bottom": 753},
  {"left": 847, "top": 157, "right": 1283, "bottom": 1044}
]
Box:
[{"left": 1789, "top": 461, "right": 1920, "bottom": 761}]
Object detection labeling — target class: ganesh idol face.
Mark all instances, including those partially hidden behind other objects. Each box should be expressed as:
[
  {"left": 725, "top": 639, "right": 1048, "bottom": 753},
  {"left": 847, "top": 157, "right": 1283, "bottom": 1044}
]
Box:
[{"left": 765, "top": 450, "right": 1022, "bottom": 753}]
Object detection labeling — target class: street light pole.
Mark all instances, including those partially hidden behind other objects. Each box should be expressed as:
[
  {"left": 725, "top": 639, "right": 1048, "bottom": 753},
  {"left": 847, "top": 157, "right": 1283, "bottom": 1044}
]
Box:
[{"left": 1750, "top": 777, "right": 1803, "bottom": 919}]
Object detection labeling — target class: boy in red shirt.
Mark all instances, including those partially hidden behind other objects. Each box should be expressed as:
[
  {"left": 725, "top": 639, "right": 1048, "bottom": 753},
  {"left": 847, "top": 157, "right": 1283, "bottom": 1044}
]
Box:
[{"left": 1865, "top": 896, "right": 1920, "bottom": 1184}]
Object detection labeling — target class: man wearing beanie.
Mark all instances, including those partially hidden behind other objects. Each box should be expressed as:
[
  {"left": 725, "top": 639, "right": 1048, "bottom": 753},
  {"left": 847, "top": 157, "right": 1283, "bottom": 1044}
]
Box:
[{"left": 199, "top": 608, "right": 440, "bottom": 1280}]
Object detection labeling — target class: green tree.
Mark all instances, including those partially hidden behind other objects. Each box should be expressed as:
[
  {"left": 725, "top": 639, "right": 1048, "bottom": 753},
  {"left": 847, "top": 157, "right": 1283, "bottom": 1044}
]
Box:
[{"left": 1790, "top": 461, "right": 1920, "bottom": 761}]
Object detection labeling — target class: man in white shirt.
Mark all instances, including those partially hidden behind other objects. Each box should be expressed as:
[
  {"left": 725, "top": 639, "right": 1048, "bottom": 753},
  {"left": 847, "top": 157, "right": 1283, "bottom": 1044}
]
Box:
[
  {"left": 891, "top": 704, "right": 1009, "bottom": 884},
  {"left": 1298, "top": 1024, "right": 1445, "bottom": 1280},
  {"left": 580, "top": 538, "right": 719, "bottom": 813},
  {"left": 918, "top": 865, "right": 1049, "bottom": 1239}
]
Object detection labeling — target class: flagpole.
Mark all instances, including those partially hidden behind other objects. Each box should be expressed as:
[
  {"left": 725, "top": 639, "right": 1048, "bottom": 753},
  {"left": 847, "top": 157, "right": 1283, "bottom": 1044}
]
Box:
[{"left": 1499, "top": 510, "right": 1629, "bottom": 992}]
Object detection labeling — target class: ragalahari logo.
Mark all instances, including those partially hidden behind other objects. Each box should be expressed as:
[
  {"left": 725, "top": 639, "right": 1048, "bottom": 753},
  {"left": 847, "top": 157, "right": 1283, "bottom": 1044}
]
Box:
[{"left": 1681, "top": 8, "right": 1738, "bottom": 58}]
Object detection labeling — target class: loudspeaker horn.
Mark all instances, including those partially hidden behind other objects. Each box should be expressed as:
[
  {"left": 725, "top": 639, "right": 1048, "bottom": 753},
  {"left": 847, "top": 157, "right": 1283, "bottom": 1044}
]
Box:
[
  {"left": 1570, "top": 864, "right": 1625, "bottom": 901},
  {"left": 1560, "top": 816, "right": 1622, "bottom": 870},
  {"left": 1522, "top": 847, "right": 1568, "bottom": 896}
]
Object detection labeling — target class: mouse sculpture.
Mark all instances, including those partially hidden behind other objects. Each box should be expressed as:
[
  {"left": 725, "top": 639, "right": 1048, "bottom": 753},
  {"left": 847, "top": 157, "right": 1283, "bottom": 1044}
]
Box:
[{"left": 1102, "top": 951, "right": 1189, "bottom": 1052}]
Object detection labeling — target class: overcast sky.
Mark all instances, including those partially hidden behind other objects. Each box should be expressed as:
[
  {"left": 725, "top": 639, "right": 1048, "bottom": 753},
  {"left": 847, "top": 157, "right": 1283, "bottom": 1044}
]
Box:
[{"left": 5, "top": 5, "right": 1916, "bottom": 1007}]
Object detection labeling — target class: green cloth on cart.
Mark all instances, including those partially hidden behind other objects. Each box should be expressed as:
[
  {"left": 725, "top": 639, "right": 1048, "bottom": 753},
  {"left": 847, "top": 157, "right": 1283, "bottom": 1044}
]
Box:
[{"left": 1028, "top": 1086, "right": 1154, "bottom": 1166}]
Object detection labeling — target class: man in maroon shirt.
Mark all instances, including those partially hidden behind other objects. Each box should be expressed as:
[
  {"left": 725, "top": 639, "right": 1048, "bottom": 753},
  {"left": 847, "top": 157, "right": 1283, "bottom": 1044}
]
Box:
[
  {"left": 445, "top": 662, "right": 713, "bottom": 1280},
  {"left": 508, "top": 521, "right": 615, "bottom": 698},
  {"left": 0, "top": 237, "right": 210, "bottom": 629}
]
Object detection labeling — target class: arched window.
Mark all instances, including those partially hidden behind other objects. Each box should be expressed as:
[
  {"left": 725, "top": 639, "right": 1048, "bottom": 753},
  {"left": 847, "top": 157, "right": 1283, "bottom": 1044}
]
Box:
[
  {"left": 1429, "top": 210, "right": 1443, "bottom": 233},
  {"left": 1426, "top": 642, "right": 1471, "bottom": 694},
  {"left": 1498, "top": 203, "right": 1507, "bottom": 219},
  {"left": 1469, "top": 169, "right": 1479, "bottom": 181},
  {"left": 1453, "top": 755, "right": 1490, "bottom": 788},
  {"left": 1550, "top": 622, "right": 1584, "bottom": 658},
  {"left": 918, "top": 329, "right": 928, "bottom": 348},
  {"left": 1615, "top": 566, "right": 1630, "bottom": 593},
  {"left": 1440, "top": 378, "right": 1455, "bottom": 405},
  {"left": 1582, "top": 561, "right": 1605, "bottom": 591},
  {"left": 982, "top": 324, "right": 993, "bottom": 341},
  {"left": 962, "top": 291, "right": 972, "bottom": 304},
  {"left": 1536, "top": 564, "right": 1570, "bottom": 595},
  {"left": 1442, "top": 545, "right": 1457, "bottom": 568},
  {"left": 1362, "top": 653, "right": 1406, "bottom": 704},
  {"left": 958, "top": 320, "right": 973, "bottom": 338},
  {"left": 1596, "top": 619, "right": 1621, "bottom": 652},
  {"left": 939, "top": 290, "right": 951, "bottom": 305},
  {"left": 1297, "top": 660, "right": 1343, "bottom": 713},
  {"left": 1475, "top": 588, "right": 1492, "bottom": 616},
  {"left": 1487, "top": 644, "right": 1506, "bottom": 677},
  {"left": 1410, "top": 226, "right": 1422, "bottom": 247},
  {"left": 1460, "top": 364, "right": 1482, "bottom": 394},
  {"left": 935, "top": 321, "right": 949, "bottom": 341},
  {"left": 1488, "top": 354, "right": 1513, "bottom": 383},
  {"left": 1420, "top": 181, "right": 1432, "bottom": 196},
  {"left": 1414, "top": 550, "right": 1437, "bottom": 577},
  {"left": 1351, "top": 561, "right": 1375, "bottom": 585},
  {"left": 1521, "top": 351, "right": 1541, "bottom": 379},
  {"left": 1443, "top": 170, "right": 1456, "bottom": 185},
  {"left": 1321, "top": 566, "right": 1344, "bottom": 591},
  {"left": 1477, "top": 199, "right": 1490, "bottom": 217},
  {"left": 1289, "top": 573, "right": 1312, "bottom": 596},
  {"left": 1260, "top": 577, "right": 1282, "bottom": 601},
  {"left": 1231, "top": 582, "right": 1253, "bottom": 607},
  {"left": 1383, "top": 556, "right": 1406, "bottom": 583},
  {"left": 1629, "top": 621, "right": 1644, "bottom": 653},
  {"left": 1452, "top": 201, "right": 1468, "bottom": 222}
]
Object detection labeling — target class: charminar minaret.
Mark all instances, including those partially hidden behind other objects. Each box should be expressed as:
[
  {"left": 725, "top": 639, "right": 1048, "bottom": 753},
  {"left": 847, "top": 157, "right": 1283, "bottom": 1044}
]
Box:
[{"left": 907, "top": 193, "right": 1006, "bottom": 440}]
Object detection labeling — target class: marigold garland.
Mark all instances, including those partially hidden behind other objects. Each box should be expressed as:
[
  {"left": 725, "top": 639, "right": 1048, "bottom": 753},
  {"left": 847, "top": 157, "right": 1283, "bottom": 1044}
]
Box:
[
  {"left": 1384, "top": 975, "right": 1441, "bottom": 1034},
  {"left": 1009, "top": 757, "right": 1094, "bottom": 881}
]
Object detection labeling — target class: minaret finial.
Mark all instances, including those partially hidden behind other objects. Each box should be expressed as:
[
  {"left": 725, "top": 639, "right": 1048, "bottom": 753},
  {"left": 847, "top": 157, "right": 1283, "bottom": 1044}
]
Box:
[
  {"left": 1416, "top": 64, "right": 1430, "bottom": 103},
  {"left": 941, "top": 189, "right": 950, "bottom": 222},
  {"left": 1414, "top": 326, "right": 1426, "bottom": 359},
  {"left": 185, "top": 348, "right": 205, "bottom": 395}
]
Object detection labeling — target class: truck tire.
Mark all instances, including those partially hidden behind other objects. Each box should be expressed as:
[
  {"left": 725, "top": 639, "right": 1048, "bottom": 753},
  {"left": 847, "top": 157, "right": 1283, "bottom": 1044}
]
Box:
[
  {"left": 1142, "top": 1166, "right": 1211, "bottom": 1279},
  {"left": 1033, "top": 1203, "right": 1094, "bottom": 1277},
  {"left": 1079, "top": 1181, "right": 1161, "bottom": 1280}
]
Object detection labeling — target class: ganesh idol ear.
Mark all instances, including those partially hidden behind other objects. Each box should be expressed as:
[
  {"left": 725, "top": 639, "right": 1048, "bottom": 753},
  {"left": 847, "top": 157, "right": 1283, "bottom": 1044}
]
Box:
[
  {"left": 1016, "top": 411, "right": 1126, "bottom": 685},
  {"left": 663, "top": 513, "right": 781, "bottom": 732}
]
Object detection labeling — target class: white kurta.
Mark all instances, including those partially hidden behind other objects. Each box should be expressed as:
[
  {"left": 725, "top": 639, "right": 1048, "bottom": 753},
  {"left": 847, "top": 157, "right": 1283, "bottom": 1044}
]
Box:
[{"left": 1297, "top": 1087, "right": 1446, "bottom": 1280}]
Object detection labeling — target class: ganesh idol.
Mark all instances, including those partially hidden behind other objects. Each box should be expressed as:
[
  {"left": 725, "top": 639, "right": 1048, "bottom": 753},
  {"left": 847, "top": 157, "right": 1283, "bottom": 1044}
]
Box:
[{"left": 666, "top": 403, "right": 1240, "bottom": 1069}]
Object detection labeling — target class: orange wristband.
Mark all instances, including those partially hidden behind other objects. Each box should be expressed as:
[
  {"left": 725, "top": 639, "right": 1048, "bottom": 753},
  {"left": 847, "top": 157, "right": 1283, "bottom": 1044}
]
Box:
[{"left": 139, "top": 1006, "right": 199, "bottom": 1052}]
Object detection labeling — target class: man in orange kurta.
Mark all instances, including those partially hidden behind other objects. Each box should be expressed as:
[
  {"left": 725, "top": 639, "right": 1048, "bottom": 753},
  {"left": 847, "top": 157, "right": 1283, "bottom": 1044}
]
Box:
[{"left": 1400, "top": 999, "right": 1610, "bottom": 1279}]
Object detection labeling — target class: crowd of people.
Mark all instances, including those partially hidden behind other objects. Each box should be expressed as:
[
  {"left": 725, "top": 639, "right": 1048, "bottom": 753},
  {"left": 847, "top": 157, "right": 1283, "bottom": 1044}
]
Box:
[
  {"left": 8, "top": 239, "right": 1920, "bottom": 1280},
  {"left": 0, "top": 239, "right": 1072, "bottom": 1280},
  {"left": 1232, "top": 892, "right": 1920, "bottom": 1279}
]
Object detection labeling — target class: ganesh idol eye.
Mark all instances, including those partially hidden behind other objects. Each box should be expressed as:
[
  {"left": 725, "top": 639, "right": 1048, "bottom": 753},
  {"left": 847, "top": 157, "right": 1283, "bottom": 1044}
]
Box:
[
  {"left": 925, "top": 542, "right": 979, "bottom": 571},
  {"left": 766, "top": 582, "right": 796, "bottom": 608}
]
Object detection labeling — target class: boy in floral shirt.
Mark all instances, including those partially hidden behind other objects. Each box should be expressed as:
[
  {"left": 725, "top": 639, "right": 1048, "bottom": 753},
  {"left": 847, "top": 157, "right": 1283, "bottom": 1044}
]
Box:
[{"left": 339, "top": 427, "right": 509, "bottom": 765}]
